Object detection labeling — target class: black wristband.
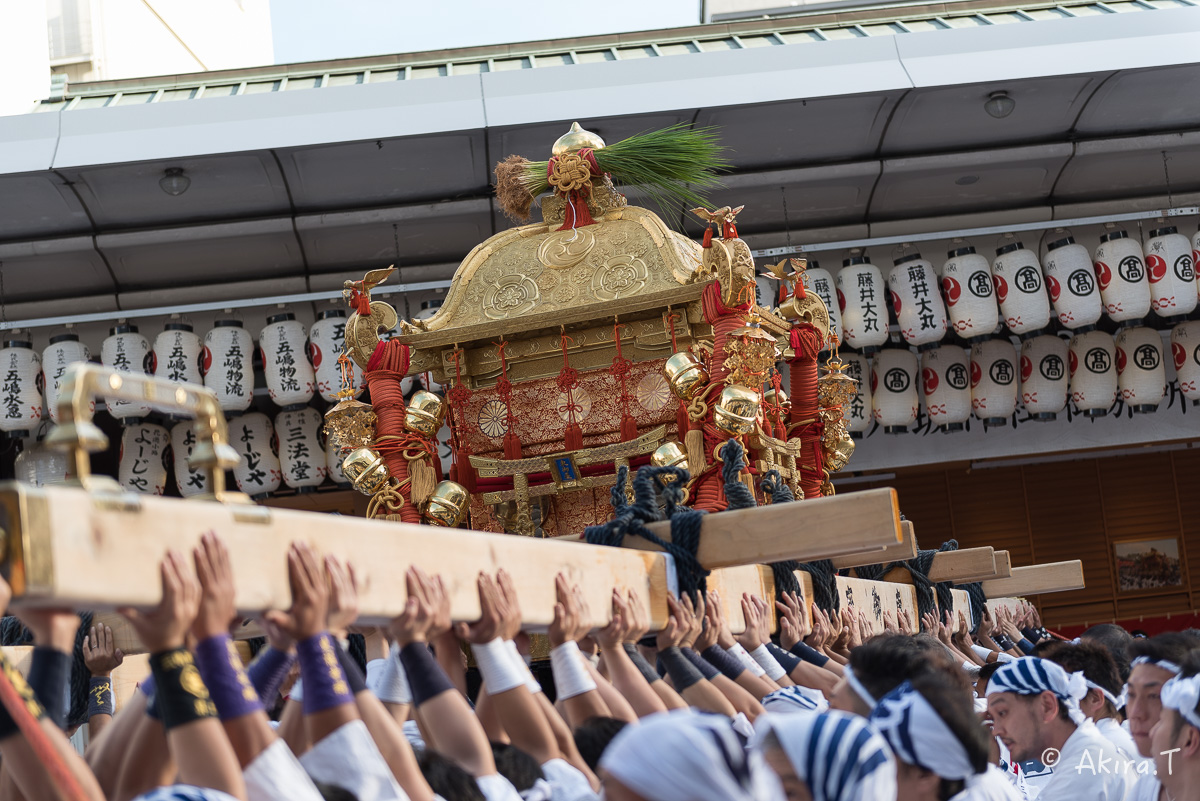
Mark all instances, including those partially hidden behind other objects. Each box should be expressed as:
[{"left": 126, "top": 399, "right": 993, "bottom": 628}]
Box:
[
  {"left": 398, "top": 643, "right": 454, "bottom": 705},
  {"left": 149, "top": 647, "right": 217, "bottom": 731},
  {"left": 681, "top": 647, "right": 719, "bottom": 680},
  {"left": 0, "top": 653, "right": 45, "bottom": 741},
  {"left": 767, "top": 642, "right": 803, "bottom": 674},
  {"left": 658, "top": 647, "right": 704, "bottom": 692},
  {"left": 788, "top": 641, "right": 830, "bottom": 668},
  {"left": 622, "top": 643, "right": 661, "bottom": 685},
  {"left": 701, "top": 645, "right": 746, "bottom": 680},
  {"left": 335, "top": 641, "right": 368, "bottom": 695},
  {"left": 29, "top": 647, "right": 72, "bottom": 730},
  {"left": 1021, "top": 627, "right": 1040, "bottom": 643},
  {"left": 88, "top": 676, "right": 115, "bottom": 717}
]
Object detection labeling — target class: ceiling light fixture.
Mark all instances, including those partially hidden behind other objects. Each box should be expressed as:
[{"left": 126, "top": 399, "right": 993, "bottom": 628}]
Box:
[
  {"left": 159, "top": 167, "right": 191, "bottom": 196},
  {"left": 984, "top": 91, "right": 1016, "bottom": 119}
]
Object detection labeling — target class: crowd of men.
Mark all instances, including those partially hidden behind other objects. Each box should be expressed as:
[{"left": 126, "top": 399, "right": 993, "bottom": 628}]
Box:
[{"left": 0, "top": 532, "right": 1198, "bottom": 801}]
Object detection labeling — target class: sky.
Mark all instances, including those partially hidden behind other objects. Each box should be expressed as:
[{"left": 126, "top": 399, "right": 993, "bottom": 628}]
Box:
[{"left": 269, "top": 0, "right": 701, "bottom": 64}]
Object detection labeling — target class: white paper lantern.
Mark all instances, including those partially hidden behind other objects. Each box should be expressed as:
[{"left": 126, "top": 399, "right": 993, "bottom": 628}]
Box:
[
  {"left": 230, "top": 412, "right": 281, "bottom": 497},
  {"left": 871, "top": 348, "right": 918, "bottom": 433},
  {"left": 118, "top": 422, "right": 169, "bottom": 495},
  {"left": 259, "top": 313, "right": 316, "bottom": 409},
  {"left": 152, "top": 323, "right": 203, "bottom": 386},
  {"left": 842, "top": 353, "right": 872, "bottom": 437},
  {"left": 1093, "top": 229, "right": 1151, "bottom": 323},
  {"left": 1193, "top": 228, "right": 1200, "bottom": 291},
  {"left": 836, "top": 256, "right": 889, "bottom": 353},
  {"left": 1116, "top": 326, "right": 1165, "bottom": 413},
  {"left": 801, "top": 263, "right": 842, "bottom": 351},
  {"left": 14, "top": 444, "right": 70, "bottom": 486},
  {"left": 888, "top": 253, "right": 949, "bottom": 348},
  {"left": 1019, "top": 335, "right": 1069, "bottom": 420},
  {"left": 0, "top": 340, "right": 43, "bottom": 438},
  {"left": 42, "top": 334, "right": 91, "bottom": 423},
  {"left": 202, "top": 320, "right": 255, "bottom": 413},
  {"left": 309, "top": 310, "right": 364, "bottom": 402},
  {"left": 326, "top": 435, "right": 349, "bottom": 486},
  {"left": 1042, "top": 235, "right": 1102, "bottom": 331},
  {"left": 1068, "top": 330, "right": 1117, "bottom": 418},
  {"left": 991, "top": 241, "right": 1051, "bottom": 336},
  {"left": 1145, "top": 226, "right": 1197, "bottom": 319},
  {"left": 940, "top": 245, "right": 998, "bottom": 342},
  {"left": 101, "top": 325, "right": 152, "bottom": 420},
  {"left": 170, "top": 420, "right": 209, "bottom": 498},
  {"left": 921, "top": 345, "right": 971, "bottom": 432},
  {"left": 970, "top": 339, "right": 1018, "bottom": 426},
  {"left": 1171, "top": 322, "right": 1200, "bottom": 404},
  {"left": 275, "top": 407, "right": 327, "bottom": 490}
]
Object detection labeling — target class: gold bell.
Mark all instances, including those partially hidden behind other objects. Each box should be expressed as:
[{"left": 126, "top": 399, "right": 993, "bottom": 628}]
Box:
[
  {"left": 713, "top": 385, "right": 761, "bottom": 436},
  {"left": 552, "top": 122, "right": 606, "bottom": 156},
  {"left": 824, "top": 432, "right": 856, "bottom": 473},
  {"left": 764, "top": 386, "right": 790, "bottom": 411},
  {"left": 651, "top": 441, "right": 689, "bottom": 472},
  {"left": 421, "top": 480, "right": 469, "bottom": 527},
  {"left": 663, "top": 352, "right": 710, "bottom": 401},
  {"left": 342, "top": 447, "right": 390, "bottom": 496},
  {"left": 404, "top": 390, "right": 447, "bottom": 436}
]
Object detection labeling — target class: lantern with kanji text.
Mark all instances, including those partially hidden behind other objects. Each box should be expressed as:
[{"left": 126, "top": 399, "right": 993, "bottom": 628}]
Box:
[
  {"left": 940, "top": 244, "right": 998, "bottom": 342},
  {"left": 1068, "top": 330, "right": 1117, "bottom": 417},
  {"left": 1043, "top": 235, "right": 1102, "bottom": 331},
  {"left": 1145, "top": 226, "right": 1197, "bottom": 319},
  {"left": 231, "top": 411, "right": 282, "bottom": 497},
  {"left": 260, "top": 312, "right": 316, "bottom": 409},
  {"left": 1094, "top": 229, "right": 1151, "bottom": 324},
  {"left": 970, "top": 338, "right": 1018, "bottom": 426},
  {"left": 992, "top": 240, "right": 1051, "bottom": 337},
  {"left": 203, "top": 320, "right": 255, "bottom": 413},
  {"left": 118, "top": 422, "right": 169, "bottom": 495},
  {"left": 922, "top": 345, "right": 971, "bottom": 432},
  {"left": 101, "top": 324, "right": 152, "bottom": 421},
  {"left": 837, "top": 255, "right": 889, "bottom": 353},
  {"left": 1116, "top": 326, "right": 1165, "bottom": 413},
  {"left": 871, "top": 347, "right": 918, "bottom": 433},
  {"left": 1020, "top": 334, "right": 1069, "bottom": 420},
  {"left": 275, "top": 406, "right": 327, "bottom": 490}
]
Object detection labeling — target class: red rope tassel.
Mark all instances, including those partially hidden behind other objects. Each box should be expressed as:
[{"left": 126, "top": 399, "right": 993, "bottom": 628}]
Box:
[
  {"left": 610, "top": 321, "right": 638, "bottom": 442},
  {"left": 493, "top": 340, "right": 522, "bottom": 460},
  {"left": 787, "top": 325, "right": 826, "bottom": 501},
  {"left": 556, "top": 332, "right": 584, "bottom": 450},
  {"left": 665, "top": 310, "right": 691, "bottom": 438},
  {"left": 446, "top": 348, "right": 475, "bottom": 492},
  {"left": 366, "top": 340, "right": 421, "bottom": 523}
]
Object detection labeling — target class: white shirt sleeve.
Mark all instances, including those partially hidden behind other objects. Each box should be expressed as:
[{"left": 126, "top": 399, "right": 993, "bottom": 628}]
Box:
[
  {"left": 476, "top": 773, "right": 524, "bottom": 801},
  {"left": 299, "top": 720, "right": 410, "bottom": 801},
  {"left": 539, "top": 758, "right": 599, "bottom": 801},
  {"left": 244, "top": 740, "right": 325, "bottom": 801}
]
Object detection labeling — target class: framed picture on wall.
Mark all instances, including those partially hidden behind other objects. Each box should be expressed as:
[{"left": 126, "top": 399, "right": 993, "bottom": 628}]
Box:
[{"left": 1114, "top": 538, "right": 1185, "bottom": 594}]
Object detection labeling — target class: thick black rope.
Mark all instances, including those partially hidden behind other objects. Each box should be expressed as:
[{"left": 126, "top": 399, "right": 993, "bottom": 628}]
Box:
[
  {"left": 586, "top": 464, "right": 710, "bottom": 597},
  {"left": 720, "top": 440, "right": 757, "bottom": 511},
  {"left": 961, "top": 581, "right": 988, "bottom": 633}
]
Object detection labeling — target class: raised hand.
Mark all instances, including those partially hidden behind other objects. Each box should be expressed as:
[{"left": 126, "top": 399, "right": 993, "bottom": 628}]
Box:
[
  {"left": 82, "top": 624, "right": 124, "bottom": 676},
  {"left": 694, "top": 595, "right": 719, "bottom": 652},
  {"left": 707, "top": 591, "right": 736, "bottom": 650},
  {"left": 775, "top": 591, "right": 806, "bottom": 650},
  {"left": 678, "top": 593, "right": 704, "bottom": 650},
  {"left": 495, "top": 569, "right": 523, "bottom": 642},
  {"left": 882, "top": 611, "right": 897, "bottom": 634},
  {"left": 623, "top": 590, "right": 650, "bottom": 645},
  {"left": 805, "top": 606, "right": 830, "bottom": 651},
  {"left": 325, "top": 556, "right": 360, "bottom": 637},
  {"left": 192, "top": 531, "right": 238, "bottom": 641},
  {"left": 898, "top": 608, "right": 913, "bottom": 633},
  {"left": 120, "top": 550, "right": 201, "bottom": 653},
  {"left": 387, "top": 566, "right": 440, "bottom": 646},
  {"left": 655, "top": 595, "right": 686, "bottom": 651},
  {"left": 594, "top": 590, "right": 630, "bottom": 650},
  {"left": 263, "top": 542, "right": 330, "bottom": 642},
  {"left": 455, "top": 572, "right": 508, "bottom": 645},
  {"left": 735, "top": 594, "right": 764, "bottom": 651},
  {"left": 548, "top": 574, "right": 588, "bottom": 648}
]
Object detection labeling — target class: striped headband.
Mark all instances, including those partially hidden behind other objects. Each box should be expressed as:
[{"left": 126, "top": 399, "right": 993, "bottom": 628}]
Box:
[
  {"left": 870, "top": 681, "right": 976, "bottom": 781},
  {"left": 1131, "top": 656, "right": 1183, "bottom": 676},
  {"left": 752, "top": 710, "right": 896, "bottom": 801},
  {"left": 762, "top": 685, "right": 830, "bottom": 715},
  {"left": 842, "top": 663, "right": 877, "bottom": 709},
  {"left": 986, "top": 657, "right": 1088, "bottom": 725}
]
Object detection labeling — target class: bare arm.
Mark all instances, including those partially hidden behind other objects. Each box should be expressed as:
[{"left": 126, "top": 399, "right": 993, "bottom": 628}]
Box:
[{"left": 593, "top": 591, "right": 667, "bottom": 718}]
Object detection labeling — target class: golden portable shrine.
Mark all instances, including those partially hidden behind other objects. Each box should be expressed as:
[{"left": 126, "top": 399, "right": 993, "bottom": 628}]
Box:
[{"left": 325, "top": 122, "right": 859, "bottom": 536}]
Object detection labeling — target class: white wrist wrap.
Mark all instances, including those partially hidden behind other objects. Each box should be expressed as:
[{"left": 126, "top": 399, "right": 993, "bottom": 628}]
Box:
[
  {"left": 970, "top": 644, "right": 995, "bottom": 661},
  {"left": 367, "top": 650, "right": 412, "bottom": 705},
  {"left": 550, "top": 642, "right": 597, "bottom": 700},
  {"left": 731, "top": 643, "right": 767, "bottom": 677},
  {"left": 750, "top": 644, "right": 788, "bottom": 681},
  {"left": 505, "top": 639, "right": 542, "bottom": 694},
  {"left": 289, "top": 677, "right": 303, "bottom": 702},
  {"left": 472, "top": 638, "right": 526, "bottom": 694}
]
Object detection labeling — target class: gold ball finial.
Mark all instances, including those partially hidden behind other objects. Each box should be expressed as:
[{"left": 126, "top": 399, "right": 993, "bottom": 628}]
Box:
[{"left": 552, "top": 122, "right": 605, "bottom": 156}]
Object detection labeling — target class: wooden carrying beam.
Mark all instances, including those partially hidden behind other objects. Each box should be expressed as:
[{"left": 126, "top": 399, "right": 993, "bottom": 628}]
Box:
[
  {"left": 831, "top": 520, "right": 918, "bottom": 570},
  {"left": 926, "top": 547, "right": 995, "bottom": 584},
  {"left": 981, "top": 561, "right": 1085, "bottom": 597}
]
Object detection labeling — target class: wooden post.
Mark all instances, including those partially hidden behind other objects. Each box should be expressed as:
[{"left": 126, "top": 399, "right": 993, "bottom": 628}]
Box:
[
  {"left": 926, "top": 547, "right": 996, "bottom": 584},
  {"left": 981, "top": 561, "right": 1085, "bottom": 597}
]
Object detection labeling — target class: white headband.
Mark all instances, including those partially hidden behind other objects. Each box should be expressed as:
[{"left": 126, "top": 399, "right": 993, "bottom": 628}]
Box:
[
  {"left": 763, "top": 685, "right": 830, "bottom": 715},
  {"left": 870, "top": 682, "right": 977, "bottom": 781},
  {"left": 1083, "top": 678, "right": 1126, "bottom": 710},
  {"left": 842, "top": 664, "right": 877, "bottom": 710},
  {"left": 1161, "top": 674, "right": 1200, "bottom": 732},
  {"left": 1132, "top": 656, "right": 1183, "bottom": 676},
  {"left": 987, "top": 657, "right": 1088, "bottom": 726}
]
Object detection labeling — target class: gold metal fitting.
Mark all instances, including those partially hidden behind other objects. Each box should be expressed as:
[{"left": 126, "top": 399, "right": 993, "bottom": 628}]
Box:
[
  {"left": 824, "top": 432, "right": 856, "bottom": 473},
  {"left": 323, "top": 397, "right": 377, "bottom": 457},
  {"left": 764, "top": 386, "right": 790, "bottom": 410},
  {"left": 342, "top": 447, "right": 391, "bottom": 496},
  {"left": 713, "top": 385, "right": 761, "bottom": 435},
  {"left": 421, "top": 480, "right": 469, "bottom": 527},
  {"left": 650, "top": 442, "right": 689, "bottom": 474},
  {"left": 663, "top": 352, "right": 709, "bottom": 401},
  {"left": 552, "top": 122, "right": 605, "bottom": 156},
  {"left": 403, "top": 390, "right": 447, "bottom": 436}
]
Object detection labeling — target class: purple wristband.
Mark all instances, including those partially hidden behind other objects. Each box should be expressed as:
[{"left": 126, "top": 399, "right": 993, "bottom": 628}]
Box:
[
  {"left": 296, "top": 632, "right": 355, "bottom": 714},
  {"left": 398, "top": 642, "right": 455, "bottom": 705},
  {"left": 767, "top": 642, "right": 803, "bottom": 674},
  {"left": 789, "top": 641, "right": 830, "bottom": 668},
  {"left": 247, "top": 646, "right": 296, "bottom": 705},
  {"left": 194, "top": 634, "right": 265, "bottom": 721},
  {"left": 681, "top": 647, "right": 720, "bottom": 681},
  {"left": 139, "top": 675, "right": 162, "bottom": 720},
  {"left": 701, "top": 645, "right": 746, "bottom": 680}
]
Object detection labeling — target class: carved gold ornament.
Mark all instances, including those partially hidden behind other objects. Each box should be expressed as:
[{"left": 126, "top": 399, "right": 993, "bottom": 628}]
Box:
[
  {"left": 547, "top": 152, "right": 594, "bottom": 195},
  {"left": 483, "top": 274, "right": 540, "bottom": 320},
  {"left": 724, "top": 317, "right": 780, "bottom": 388},
  {"left": 478, "top": 399, "right": 509, "bottom": 439},
  {"left": 323, "top": 398, "right": 377, "bottom": 457},
  {"left": 538, "top": 229, "right": 596, "bottom": 269},
  {"left": 637, "top": 372, "right": 671, "bottom": 412},
  {"left": 591, "top": 254, "right": 649, "bottom": 301}
]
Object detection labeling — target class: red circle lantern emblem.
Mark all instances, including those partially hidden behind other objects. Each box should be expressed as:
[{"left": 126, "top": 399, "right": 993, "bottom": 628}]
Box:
[
  {"left": 993, "top": 274, "right": 1009, "bottom": 304},
  {"left": 1020, "top": 355, "right": 1033, "bottom": 382},
  {"left": 922, "top": 367, "right": 938, "bottom": 395},
  {"left": 1173, "top": 341, "right": 1187, "bottom": 370},
  {"left": 1116, "top": 346, "right": 1127, "bottom": 375},
  {"left": 970, "top": 361, "right": 982, "bottom": 387},
  {"left": 942, "top": 277, "right": 961, "bottom": 306},
  {"left": 1047, "top": 275, "right": 1061, "bottom": 303},
  {"left": 1094, "top": 261, "right": 1112, "bottom": 290},
  {"left": 1147, "top": 254, "right": 1167, "bottom": 284}
]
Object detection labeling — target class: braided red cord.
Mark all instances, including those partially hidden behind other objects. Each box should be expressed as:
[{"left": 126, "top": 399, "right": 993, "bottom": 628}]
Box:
[
  {"left": 788, "top": 325, "right": 825, "bottom": 500},
  {"left": 365, "top": 341, "right": 421, "bottom": 523}
]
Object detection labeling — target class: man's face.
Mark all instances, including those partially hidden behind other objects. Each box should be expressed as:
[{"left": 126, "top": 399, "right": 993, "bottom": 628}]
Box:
[
  {"left": 829, "top": 676, "right": 870, "bottom": 717},
  {"left": 988, "top": 692, "right": 1047, "bottom": 763},
  {"left": 1149, "top": 708, "right": 1184, "bottom": 778},
  {"left": 894, "top": 760, "right": 940, "bottom": 801},
  {"left": 1127, "top": 664, "right": 1176, "bottom": 757}
]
